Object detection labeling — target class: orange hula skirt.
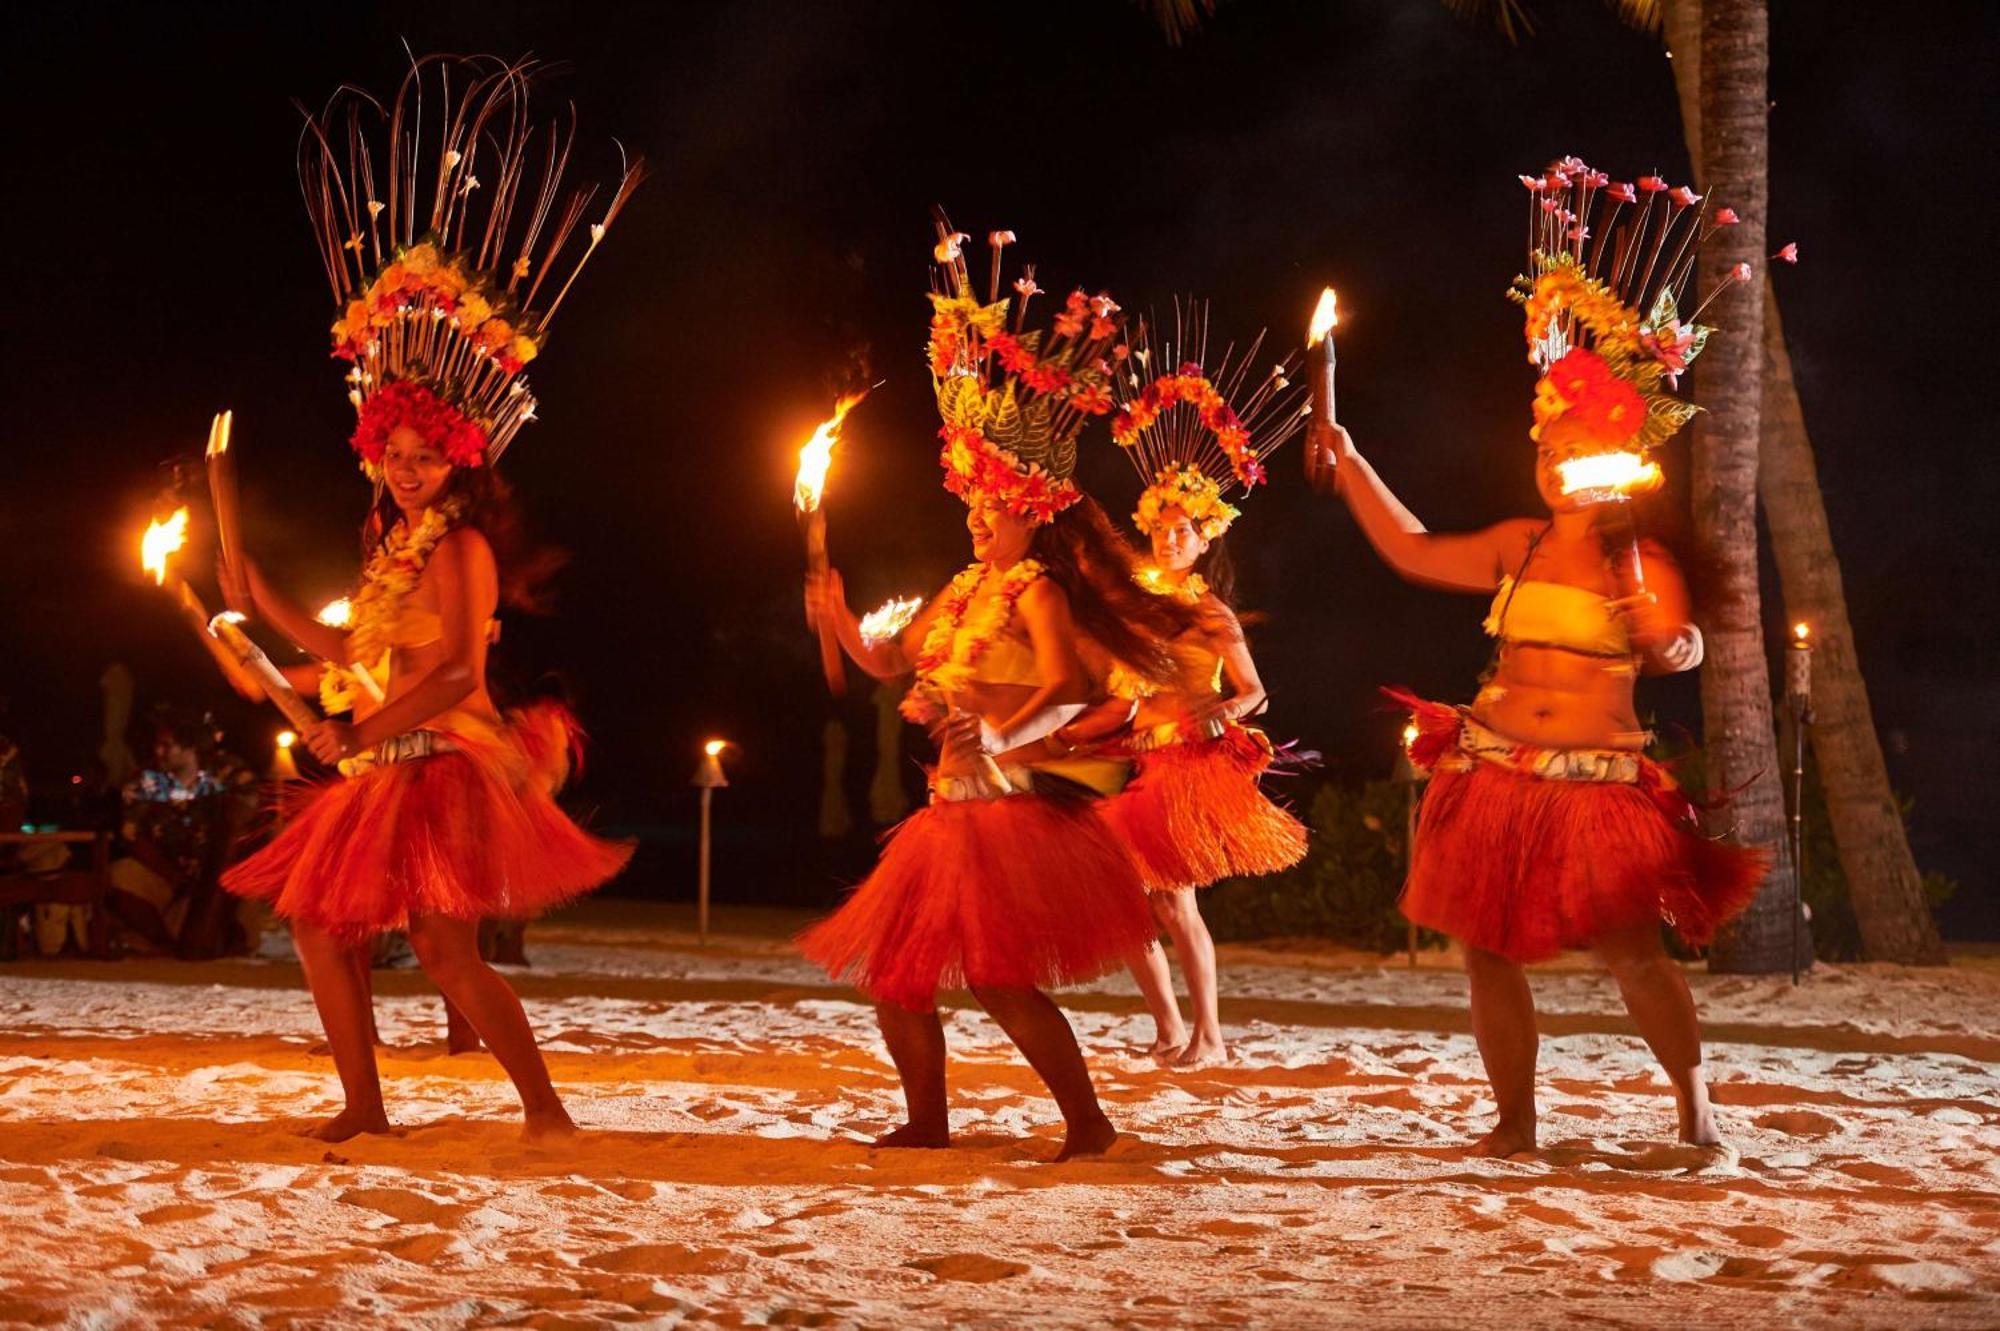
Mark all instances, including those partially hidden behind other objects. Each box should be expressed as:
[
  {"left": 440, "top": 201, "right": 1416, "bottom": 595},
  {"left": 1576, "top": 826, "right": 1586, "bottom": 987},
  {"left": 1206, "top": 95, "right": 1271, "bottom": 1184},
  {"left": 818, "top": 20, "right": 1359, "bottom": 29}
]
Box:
[
  {"left": 1393, "top": 690, "right": 1768, "bottom": 963},
  {"left": 1102, "top": 724, "right": 1307, "bottom": 893},
  {"left": 797, "top": 778, "right": 1157, "bottom": 1012},
  {"left": 223, "top": 702, "right": 633, "bottom": 941}
]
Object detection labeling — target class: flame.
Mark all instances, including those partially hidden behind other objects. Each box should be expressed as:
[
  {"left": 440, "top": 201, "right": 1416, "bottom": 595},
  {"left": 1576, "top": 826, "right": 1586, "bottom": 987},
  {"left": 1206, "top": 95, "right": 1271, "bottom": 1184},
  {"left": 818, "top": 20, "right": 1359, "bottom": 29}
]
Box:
[
  {"left": 1556, "top": 451, "right": 1663, "bottom": 499},
  {"left": 703, "top": 739, "right": 728, "bottom": 758},
  {"left": 317, "top": 598, "right": 354, "bottom": 628},
  {"left": 204, "top": 409, "right": 233, "bottom": 459},
  {"left": 793, "top": 390, "right": 869, "bottom": 512},
  {"left": 140, "top": 508, "right": 190, "bottom": 585},
  {"left": 1793, "top": 622, "right": 1811, "bottom": 642},
  {"left": 276, "top": 730, "right": 297, "bottom": 750},
  {"left": 859, "top": 595, "right": 924, "bottom": 646},
  {"left": 1307, "top": 288, "right": 1339, "bottom": 345},
  {"left": 1401, "top": 721, "right": 1420, "bottom": 751}
]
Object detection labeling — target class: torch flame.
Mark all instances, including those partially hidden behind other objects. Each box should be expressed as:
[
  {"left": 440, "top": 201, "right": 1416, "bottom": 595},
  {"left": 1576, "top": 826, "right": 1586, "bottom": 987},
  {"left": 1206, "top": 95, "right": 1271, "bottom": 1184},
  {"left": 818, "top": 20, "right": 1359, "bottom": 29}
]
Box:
[
  {"left": 140, "top": 508, "right": 190, "bottom": 586},
  {"left": 204, "top": 408, "right": 233, "bottom": 458},
  {"left": 793, "top": 390, "right": 869, "bottom": 513},
  {"left": 1308, "top": 288, "right": 1339, "bottom": 345},
  {"left": 276, "top": 730, "right": 297, "bottom": 750},
  {"left": 1401, "top": 721, "right": 1420, "bottom": 751},
  {"left": 317, "top": 598, "right": 354, "bottom": 628},
  {"left": 703, "top": 739, "right": 728, "bottom": 757},
  {"left": 859, "top": 595, "right": 924, "bottom": 646},
  {"left": 1556, "top": 451, "right": 1663, "bottom": 500},
  {"left": 1793, "top": 622, "right": 1810, "bottom": 642}
]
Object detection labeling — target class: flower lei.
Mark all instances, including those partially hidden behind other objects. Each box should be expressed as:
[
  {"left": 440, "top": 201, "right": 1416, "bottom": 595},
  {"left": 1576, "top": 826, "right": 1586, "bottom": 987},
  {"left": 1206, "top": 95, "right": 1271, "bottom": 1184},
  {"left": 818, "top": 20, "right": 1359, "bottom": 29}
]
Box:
[
  {"left": 1134, "top": 465, "right": 1239, "bottom": 539},
  {"left": 938, "top": 423, "right": 1081, "bottom": 524},
  {"left": 899, "top": 559, "right": 1045, "bottom": 725},
  {"left": 1112, "top": 367, "right": 1262, "bottom": 487},
  {"left": 332, "top": 240, "right": 541, "bottom": 374},
  {"left": 318, "top": 499, "right": 464, "bottom": 715},
  {"left": 1135, "top": 565, "right": 1210, "bottom": 605}
]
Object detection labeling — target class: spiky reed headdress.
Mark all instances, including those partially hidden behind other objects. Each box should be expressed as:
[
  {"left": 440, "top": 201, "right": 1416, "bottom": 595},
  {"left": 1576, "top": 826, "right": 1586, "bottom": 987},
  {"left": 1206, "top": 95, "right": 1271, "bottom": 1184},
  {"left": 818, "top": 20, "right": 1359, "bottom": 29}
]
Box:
[
  {"left": 1110, "top": 300, "right": 1307, "bottom": 540},
  {"left": 926, "top": 209, "right": 1126, "bottom": 524},
  {"left": 300, "top": 54, "right": 643, "bottom": 475}
]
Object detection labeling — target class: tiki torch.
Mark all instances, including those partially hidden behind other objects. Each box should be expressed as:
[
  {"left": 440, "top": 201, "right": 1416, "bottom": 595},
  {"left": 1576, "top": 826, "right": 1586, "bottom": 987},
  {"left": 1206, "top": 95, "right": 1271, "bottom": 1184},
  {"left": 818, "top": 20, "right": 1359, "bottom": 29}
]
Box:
[
  {"left": 793, "top": 392, "right": 869, "bottom": 695},
  {"left": 1786, "top": 620, "right": 1814, "bottom": 985},
  {"left": 1304, "top": 288, "right": 1338, "bottom": 486},
  {"left": 1555, "top": 450, "right": 1663, "bottom": 592},
  {"left": 140, "top": 508, "right": 267, "bottom": 704},
  {"left": 692, "top": 738, "right": 731, "bottom": 945},
  {"left": 203, "top": 411, "right": 241, "bottom": 577},
  {"left": 208, "top": 612, "right": 319, "bottom": 733}
]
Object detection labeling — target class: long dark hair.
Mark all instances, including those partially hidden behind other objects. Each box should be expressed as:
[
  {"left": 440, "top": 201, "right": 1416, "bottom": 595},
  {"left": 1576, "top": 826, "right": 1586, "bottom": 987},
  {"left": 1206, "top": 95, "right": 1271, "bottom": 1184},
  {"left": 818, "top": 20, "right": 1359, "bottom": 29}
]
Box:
[
  {"left": 364, "top": 466, "right": 562, "bottom": 611},
  {"left": 1029, "top": 497, "right": 1208, "bottom": 686},
  {"left": 1191, "top": 534, "right": 1237, "bottom": 608}
]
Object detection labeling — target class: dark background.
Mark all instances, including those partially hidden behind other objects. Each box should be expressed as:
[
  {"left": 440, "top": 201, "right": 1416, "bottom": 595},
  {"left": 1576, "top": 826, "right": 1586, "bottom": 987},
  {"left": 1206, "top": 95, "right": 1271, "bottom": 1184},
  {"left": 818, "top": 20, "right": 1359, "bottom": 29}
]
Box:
[{"left": 4, "top": 2, "right": 1994, "bottom": 936}]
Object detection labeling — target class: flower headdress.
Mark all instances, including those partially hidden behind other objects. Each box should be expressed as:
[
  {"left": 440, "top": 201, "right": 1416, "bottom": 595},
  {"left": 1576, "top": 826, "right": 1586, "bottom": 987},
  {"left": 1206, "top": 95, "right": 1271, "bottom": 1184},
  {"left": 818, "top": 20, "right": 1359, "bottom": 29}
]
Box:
[
  {"left": 927, "top": 210, "right": 1126, "bottom": 524},
  {"left": 1508, "top": 156, "right": 1753, "bottom": 456},
  {"left": 300, "top": 55, "right": 644, "bottom": 477},
  {"left": 1112, "top": 300, "right": 1307, "bottom": 539}
]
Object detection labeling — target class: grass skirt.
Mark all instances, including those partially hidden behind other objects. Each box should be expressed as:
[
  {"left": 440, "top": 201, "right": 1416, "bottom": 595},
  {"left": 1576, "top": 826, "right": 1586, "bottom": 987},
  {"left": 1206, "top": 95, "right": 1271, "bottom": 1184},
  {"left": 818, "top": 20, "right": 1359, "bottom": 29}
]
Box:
[
  {"left": 797, "top": 786, "right": 1156, "bottom": 1011},
  {"left": 1395, "top": 694, "right": 1767, "bottom": 962},
  {"left": 222, "top": 704, "right": 632, "bottom": 941},
  {"left": 1102, "top": 726, "right": 1307, "bottom": 893}
]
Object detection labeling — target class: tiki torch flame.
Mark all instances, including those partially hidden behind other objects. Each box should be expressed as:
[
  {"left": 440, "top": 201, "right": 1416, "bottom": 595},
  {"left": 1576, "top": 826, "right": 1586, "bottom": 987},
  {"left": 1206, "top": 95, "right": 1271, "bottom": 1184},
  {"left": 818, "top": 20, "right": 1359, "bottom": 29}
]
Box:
[
  {"left": 703, "top": 738, "right": 728, "bottom": 758},
  {"left": 1793, "top": 622, "right": 1810, "bottom": 642},
  {"left": 793, "top": 391, "right": 868, "bottom": 513},
  {"left": 1556, "top": 451, "right": 1663, "bottom": 503},
  {"left": 1307, "top": 288, "right": 1339, "bottom": 346},
  {"left": 859, "top": 595, "right": 924, "bottom": 646},
  {"left": 317, "top": 598, "right": 354, "bottom": 628},
  {"left": 141, "top": 508, "right": 191, "bottom": 586}
]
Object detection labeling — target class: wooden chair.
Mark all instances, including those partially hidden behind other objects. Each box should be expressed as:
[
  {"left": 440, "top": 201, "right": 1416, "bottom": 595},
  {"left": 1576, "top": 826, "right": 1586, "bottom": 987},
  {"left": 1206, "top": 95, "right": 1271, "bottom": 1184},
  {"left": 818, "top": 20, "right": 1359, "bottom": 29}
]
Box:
[{"left": 0, "top": 831, "right": 113, "bottom": 960}]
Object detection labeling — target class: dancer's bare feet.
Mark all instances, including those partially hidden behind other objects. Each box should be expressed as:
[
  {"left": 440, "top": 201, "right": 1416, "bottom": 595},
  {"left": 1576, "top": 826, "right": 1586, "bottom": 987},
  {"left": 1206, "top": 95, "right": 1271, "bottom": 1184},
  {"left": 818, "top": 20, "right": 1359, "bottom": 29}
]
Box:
[
  {"left": 522, "top": 1105, "right": 578, "bottom": 1142},
  {"left": 1144, "top": 1027, "right": 1188, "bottom": 1060},
  {"left": 1054, "top": 1114, "right": 1120, "bottom": 1162},
  {"left": 873, "top": 1120, "right": 951, "bottom": 1149},
  {"left": 302, "top": 1106, "right": 392, "bottom": 1142},
  {"left": 1171, "top": 1034, "right": 1228, "bottom": 1070},
  {"left": 1678, "top": 1100, "right": 1722, "bottom": 1147},
  {"left": 1466, "top": 1121, "right": 1537, "bottom": 1159}
]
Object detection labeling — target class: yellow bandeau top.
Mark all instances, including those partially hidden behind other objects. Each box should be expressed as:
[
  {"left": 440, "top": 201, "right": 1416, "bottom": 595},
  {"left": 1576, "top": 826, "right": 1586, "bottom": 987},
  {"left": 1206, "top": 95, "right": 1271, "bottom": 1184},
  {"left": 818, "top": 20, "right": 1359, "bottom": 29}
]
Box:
[
  {"left": 1484, "top": 576, "right": 1629, "bottom": 657},
  {"left": 377, "top": 606, "right": 499, "bottom": 651}
]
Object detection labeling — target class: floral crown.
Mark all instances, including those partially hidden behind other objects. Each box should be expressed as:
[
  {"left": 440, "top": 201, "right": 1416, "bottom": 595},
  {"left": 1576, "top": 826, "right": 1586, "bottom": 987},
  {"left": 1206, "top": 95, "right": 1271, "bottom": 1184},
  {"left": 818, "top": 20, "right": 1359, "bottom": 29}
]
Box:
[
  {"left": 927, "top": 210, "right": 1126, "bottom": 524},
  {"left": 300, "top": 55, "right": 644, "bottom": 476},
  {"left": 1507, "top": 155, "right": 1758, "bottom": 454},
  {"left": 1111, "top": 300, "right": 1306, "bottom": 538}
]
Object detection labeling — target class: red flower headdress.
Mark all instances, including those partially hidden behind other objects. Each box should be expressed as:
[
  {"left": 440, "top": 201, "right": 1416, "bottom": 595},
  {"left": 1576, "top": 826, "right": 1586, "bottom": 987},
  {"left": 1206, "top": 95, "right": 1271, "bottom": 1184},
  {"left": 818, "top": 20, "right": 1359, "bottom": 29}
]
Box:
[
  {"left": 927, "top": 210, "right": 1125, "bottom": 523},
  {"left": 300, "top": 55, "right": 643, "bottom": 475},
  {"left": 1110, "top": 299, "right": 1307, "bottom": 538}
]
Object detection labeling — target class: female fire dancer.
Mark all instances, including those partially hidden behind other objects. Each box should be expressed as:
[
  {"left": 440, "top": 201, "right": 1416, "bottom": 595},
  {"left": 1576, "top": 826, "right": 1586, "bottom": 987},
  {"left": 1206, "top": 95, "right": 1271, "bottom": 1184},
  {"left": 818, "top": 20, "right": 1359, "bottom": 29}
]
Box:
[
  {"left": 1102, "top": 308, "right": 1309, "bottom": 1067},
  {"left": 799, "top": 224, "right": 1198, "bottom": 1160},
  {"left": 1306, "top": 158, "right": 1768, "bottom": 1156},
  {"left": 217, "top": 57, "right": 640, "bottom": 1142}
]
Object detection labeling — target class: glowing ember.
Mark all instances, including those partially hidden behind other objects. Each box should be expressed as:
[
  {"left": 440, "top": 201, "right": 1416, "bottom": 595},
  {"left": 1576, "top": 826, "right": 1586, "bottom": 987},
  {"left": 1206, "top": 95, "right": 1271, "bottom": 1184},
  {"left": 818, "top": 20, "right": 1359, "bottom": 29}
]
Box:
[
  {"left": 317, "top": 598, "right": 354, "bottom": 628},
  {"left": 859, "top": 595, "right": 923, "bottom": 646},
  {"left": 793, "top": 391, "right": 868, "bottom": 513},
  {"left": 140, "top": 508, "right": 190, "bottom": 585},
  {"left": 703, "top": 739, "right": 728, "bottom": 758},
  {"left": 1307, "top": 288, "right": 1339, "bottom": 345},
  {"left": 1556, "top": 451, "right": 1662, "bottom": 501}
]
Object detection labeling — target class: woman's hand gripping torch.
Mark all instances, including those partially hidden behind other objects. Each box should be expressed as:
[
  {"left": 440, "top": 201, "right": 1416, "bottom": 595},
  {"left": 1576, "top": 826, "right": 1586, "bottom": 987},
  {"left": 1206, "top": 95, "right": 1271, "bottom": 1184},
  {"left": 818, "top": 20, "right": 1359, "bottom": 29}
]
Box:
[{"left": 793, "top": 390, "right": 872, "bottom": 695}]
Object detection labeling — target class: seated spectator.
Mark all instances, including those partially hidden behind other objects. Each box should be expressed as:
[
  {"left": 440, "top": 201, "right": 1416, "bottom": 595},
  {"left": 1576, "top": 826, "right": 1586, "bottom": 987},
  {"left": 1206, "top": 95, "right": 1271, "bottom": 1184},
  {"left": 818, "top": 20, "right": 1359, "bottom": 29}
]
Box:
[{"left": 107, "top": 713, "right": 251, "bottom": 956}]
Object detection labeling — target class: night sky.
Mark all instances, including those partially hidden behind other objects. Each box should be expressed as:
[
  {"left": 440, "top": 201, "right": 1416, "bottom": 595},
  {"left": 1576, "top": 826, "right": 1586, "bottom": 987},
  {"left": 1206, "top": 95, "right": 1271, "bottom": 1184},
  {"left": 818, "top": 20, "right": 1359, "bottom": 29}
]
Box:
[{"left": 4, "top": 2, "right": 1994, "bottom": 935}]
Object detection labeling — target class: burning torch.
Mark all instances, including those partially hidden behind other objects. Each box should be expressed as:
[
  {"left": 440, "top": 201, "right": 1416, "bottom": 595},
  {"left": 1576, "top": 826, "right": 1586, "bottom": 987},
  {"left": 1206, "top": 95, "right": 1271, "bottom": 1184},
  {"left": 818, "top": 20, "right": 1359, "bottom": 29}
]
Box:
[
  {"left": 1555, "top": 450, "right": 1664, "bottom": 592},
  {"left": 1785, "top": 620, "right": 1814, "bottom": 984},
  {"left": 1304, "top": 288, "right": 1339, "bottom": 487},
  {"left": 793, "top": 391, "right": 871, "bottom": 696}
]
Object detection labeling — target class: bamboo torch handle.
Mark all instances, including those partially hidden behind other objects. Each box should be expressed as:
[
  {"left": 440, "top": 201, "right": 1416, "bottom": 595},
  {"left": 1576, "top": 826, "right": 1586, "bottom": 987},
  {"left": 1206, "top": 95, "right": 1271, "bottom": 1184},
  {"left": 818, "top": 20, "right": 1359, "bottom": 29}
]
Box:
[{"left": 803, "top": 509, "right": 846, "bottom": 696}]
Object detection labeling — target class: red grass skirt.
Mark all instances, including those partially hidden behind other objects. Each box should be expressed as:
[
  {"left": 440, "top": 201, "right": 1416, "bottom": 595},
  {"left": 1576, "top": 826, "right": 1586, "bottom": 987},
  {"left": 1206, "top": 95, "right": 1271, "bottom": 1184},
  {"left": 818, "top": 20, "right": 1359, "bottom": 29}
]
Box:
[
  {"left": 1395, "top": 698, "right": 1768, "bottom": 962},
  {"left": 1102, "top": 727, "right": 1308, "bottom": 892},
  {"left": 797, "top": 787, "right": 1157, "bottom": 1011},
  {"left": 222, "top": 704, "right": 633, "bottom": 941}
]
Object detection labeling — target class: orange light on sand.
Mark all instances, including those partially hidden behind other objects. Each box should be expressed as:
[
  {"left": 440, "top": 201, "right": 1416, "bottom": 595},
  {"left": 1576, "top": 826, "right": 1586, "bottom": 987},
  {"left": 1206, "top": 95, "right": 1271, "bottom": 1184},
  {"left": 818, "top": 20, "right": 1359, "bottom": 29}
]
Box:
[
  {"left": 1308, "top": 288, "right": 1339, "bottom": 346},
  {"left": 140, "top": 508, "right": 190, "bottom": 585},
  {"left": 317, "top": 598, "right": 354, "bottom": 628},
  {"left": 859, "top": 595, "right": 923, "bottom": 646},
  {"left": 793, "top": 392, "right": 868, "bottom": 513},
  {"left": 1556, "top": 451, "right": 1663, "bottom": 502}
]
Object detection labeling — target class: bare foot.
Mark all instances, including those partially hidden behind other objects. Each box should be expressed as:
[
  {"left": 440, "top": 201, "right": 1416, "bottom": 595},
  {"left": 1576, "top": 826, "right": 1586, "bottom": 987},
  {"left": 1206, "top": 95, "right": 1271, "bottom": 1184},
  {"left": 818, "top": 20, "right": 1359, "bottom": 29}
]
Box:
[
  {"left": 1053, "top": 1114, "right": 1120, "bottom": 1161},
  {"left": 302, "top": 1107, "right": 392, "bottom": 1142},
  {"left": 522, "top": 1106, "right": 578, "bottom": 1142},
  {"left": 1144, "top": 1030, "right": 1188, "bottom": 1060},
  {"left": 1171, "top": 1035, "right": 1229, "bottom": 1070},
  {"left": 1465, "top": 1122, "right": 1537, "bottom": 1159},
  {"left": 872, "top": 1120, "right": 950, "bottom": 1149},
  {"left": 1678, "top": 1100, "right": 1722, "bottom": 1147}
]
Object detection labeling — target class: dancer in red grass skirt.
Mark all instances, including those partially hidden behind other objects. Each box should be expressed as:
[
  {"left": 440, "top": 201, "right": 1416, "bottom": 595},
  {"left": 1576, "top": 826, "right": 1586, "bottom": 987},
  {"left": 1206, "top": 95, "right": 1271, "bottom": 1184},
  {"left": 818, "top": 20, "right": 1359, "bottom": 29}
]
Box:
[
  {"left": 1097, "top": 309, "right": 1311, "bottom": 1067},
  {"left": 1303, "top": 156, "right": 1770, "bottom": 1157},
  {"left": 798, "top": 223, "right": 1200, "bottom": 1159},
  {"left": 216, "top": 56, "right": 638, "bottom": 1142}
]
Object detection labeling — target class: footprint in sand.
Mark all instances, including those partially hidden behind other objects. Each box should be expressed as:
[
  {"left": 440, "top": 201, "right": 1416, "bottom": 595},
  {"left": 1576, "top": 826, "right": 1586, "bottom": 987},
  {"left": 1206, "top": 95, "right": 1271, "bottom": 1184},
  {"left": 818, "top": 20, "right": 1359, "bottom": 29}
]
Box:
[
  {"left": 1753, "top": 1109, "right": 1841, "bottom": 1137},
  {"left": 336, "top": 1187, "right": 471, "bottom": 1227},
  {"left": 137, "top": 1203, "right": 215, "bottom": 1224},
  {"left": 582, "top": 1243, "right": 744, "bottom": 1276},
  {"left": 903, "top": 1253, "right": 1030, "bottom": 1282}
]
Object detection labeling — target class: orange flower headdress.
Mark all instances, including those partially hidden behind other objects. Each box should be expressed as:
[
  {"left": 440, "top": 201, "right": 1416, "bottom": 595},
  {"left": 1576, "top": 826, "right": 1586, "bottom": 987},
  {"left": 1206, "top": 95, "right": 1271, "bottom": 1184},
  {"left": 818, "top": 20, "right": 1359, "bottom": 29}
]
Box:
[
  {"left": 1507, "top": 155, "right": 1754, "bottom": 459},
  {"left": 927, "top": 210, "right": 1125, "bottom": 524},
  {"left": 300, "top": 55, "right": 644, "bottom": 476},
  {"left": 1111, "top": 300, "right": 1307, "bottom": 539}
]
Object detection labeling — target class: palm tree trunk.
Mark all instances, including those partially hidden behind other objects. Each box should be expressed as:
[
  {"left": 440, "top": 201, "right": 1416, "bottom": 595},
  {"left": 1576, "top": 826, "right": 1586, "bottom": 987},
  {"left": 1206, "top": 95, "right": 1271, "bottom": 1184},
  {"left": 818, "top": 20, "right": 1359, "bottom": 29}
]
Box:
[
  {"left": 1665, "top": 0, "right": 1942, "bottom": 964},
  {"left": 1691, "top": 0, "right": 1799, "bottom": 973}
]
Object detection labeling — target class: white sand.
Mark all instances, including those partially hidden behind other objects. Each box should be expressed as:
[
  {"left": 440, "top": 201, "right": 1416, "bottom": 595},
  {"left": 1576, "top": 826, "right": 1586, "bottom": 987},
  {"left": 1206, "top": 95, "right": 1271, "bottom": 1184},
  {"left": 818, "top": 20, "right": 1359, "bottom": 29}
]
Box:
[{"left": 2, "top": 900, "right": 1996, "bottom": 1328}]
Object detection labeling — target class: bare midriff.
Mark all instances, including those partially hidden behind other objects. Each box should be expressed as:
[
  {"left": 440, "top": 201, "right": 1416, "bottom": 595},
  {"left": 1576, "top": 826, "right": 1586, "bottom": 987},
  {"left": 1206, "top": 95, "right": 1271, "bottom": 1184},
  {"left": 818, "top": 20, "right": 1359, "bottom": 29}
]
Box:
[{"left": 1470, "top": 640, "right": 1644, "bottom": 751}]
